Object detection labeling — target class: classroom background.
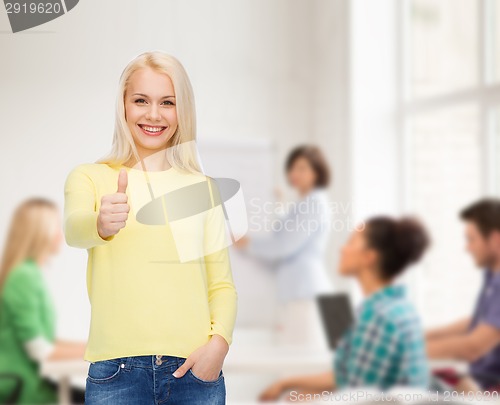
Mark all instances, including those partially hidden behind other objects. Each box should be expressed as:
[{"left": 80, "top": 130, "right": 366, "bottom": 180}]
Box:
[{"left": 1, "top": 0, "right": 499, "bottom": 403}]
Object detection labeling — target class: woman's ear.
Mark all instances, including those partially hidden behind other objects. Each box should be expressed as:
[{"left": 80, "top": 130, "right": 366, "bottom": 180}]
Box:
[{"left": 362, "top": 247, "right": 379, "bottom": 270}]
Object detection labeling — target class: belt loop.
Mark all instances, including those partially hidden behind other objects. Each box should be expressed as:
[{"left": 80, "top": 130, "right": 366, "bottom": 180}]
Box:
[{"left": 121, "top": 356, "right": 132, "bottom": 370}]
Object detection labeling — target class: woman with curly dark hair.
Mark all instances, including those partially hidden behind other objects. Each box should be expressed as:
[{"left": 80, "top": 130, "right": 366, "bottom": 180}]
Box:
[{"left": 259, "top": 215, "right": 431, "bottom": 400}]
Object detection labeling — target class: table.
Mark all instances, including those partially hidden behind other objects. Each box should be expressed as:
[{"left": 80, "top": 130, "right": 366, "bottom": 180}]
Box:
[
  {"left": 40, "top": 345, "right": 470, "bottom": 404},
  {"left": 40, "top": 344, "right": 333, "bottom": 404}
]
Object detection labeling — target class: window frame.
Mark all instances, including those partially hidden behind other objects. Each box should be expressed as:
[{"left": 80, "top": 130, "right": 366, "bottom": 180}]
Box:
[{"left": 396, "top": 0, "right": 500, "bottom": 321}]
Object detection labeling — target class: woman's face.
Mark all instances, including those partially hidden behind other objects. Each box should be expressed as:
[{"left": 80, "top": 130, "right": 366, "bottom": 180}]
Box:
[
  {"left": 124, "top": 67, "right": 178, "bottom": 158},
  {"left": 287, "top": 157, "right": 317, "bottom": 192},
  {"left": 338, "top": 229, "right": 375, "bottom": 277}
]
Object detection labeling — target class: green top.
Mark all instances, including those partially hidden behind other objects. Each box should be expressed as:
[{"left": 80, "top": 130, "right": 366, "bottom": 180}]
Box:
[{"left": 0, "top": 258, "right": 58, "bottom": 404}]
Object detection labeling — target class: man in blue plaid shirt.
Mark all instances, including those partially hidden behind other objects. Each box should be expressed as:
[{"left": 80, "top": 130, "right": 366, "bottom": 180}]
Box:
[{"left": 334, "top": 284, "right": 430, "bottom": 390}]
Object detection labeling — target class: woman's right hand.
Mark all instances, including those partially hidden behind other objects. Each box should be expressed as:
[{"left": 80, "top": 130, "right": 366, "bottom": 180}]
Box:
[
  {"left": 97, "top": 169, "right": 130, "bottom": 239},
  {"left": 233, "top": 235, "right": 249, "bottom": 249},
  {"left": 258, "top": 380, "right": 286, "bottom": 402}
]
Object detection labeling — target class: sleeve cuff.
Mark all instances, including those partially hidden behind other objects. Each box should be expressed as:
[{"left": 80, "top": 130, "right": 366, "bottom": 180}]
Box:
[
  {"left": 24, "top": 336, "right": 56, "bottom": 362},
  {"left": 209, "top": 326, "right": 233, "bottom": 347},
  {"left": 64, "top": 210, "right": 115, "bottom": 248}
]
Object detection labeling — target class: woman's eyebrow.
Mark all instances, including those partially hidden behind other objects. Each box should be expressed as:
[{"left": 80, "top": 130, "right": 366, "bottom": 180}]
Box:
[{"left": 131, "top": 93, "right": 176, "bottom": 99}]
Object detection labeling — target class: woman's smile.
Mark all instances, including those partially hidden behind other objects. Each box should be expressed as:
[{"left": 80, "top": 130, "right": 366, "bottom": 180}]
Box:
[{"left": 137, "top": 124, "right": 168, "bottom": 137}]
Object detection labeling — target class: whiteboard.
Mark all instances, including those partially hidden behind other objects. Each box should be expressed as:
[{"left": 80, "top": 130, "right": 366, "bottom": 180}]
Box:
[{"left": 197, "top": 137, "right": 278, "bottom": 327}]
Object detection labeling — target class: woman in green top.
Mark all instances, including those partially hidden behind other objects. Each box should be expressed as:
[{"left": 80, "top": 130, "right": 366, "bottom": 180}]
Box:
[{"left": 0, "top": 197, "right": 87, "bottom": 404}]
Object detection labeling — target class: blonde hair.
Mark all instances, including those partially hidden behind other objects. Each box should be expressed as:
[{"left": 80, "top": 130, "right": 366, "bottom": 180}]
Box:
[
  {"left": 96, "top": 51, "right": 202, "bottom": 173},
  {"left": 0, "top": 198, "right": 59, "bottom": 294}
]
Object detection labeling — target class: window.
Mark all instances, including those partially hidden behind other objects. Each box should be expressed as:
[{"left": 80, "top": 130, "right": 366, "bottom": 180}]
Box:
[
  {"left": 400, "top": 0, "right": 500, "bottom": 326},
  {"left": 410, "top": 0, "right": 479, "bottom": 98},
  {"left": 491, "top": 107, "right": 500, "bottom": 192}
]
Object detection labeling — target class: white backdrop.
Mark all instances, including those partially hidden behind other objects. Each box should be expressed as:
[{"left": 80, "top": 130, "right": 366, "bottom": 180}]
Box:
[{"left": 0, "top": 0, "right": 347, "bottom": 340}]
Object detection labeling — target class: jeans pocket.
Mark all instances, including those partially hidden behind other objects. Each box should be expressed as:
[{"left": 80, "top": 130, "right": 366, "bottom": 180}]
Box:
[
  {"left": 87, "top": 360, "right": 122, "bottom": 383},
  {"left": 188, "top": 368, "right": 224, "bottom": 384}
]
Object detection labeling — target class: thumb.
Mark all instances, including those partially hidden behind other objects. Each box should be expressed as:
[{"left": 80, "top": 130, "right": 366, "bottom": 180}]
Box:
[
  {"left": 117, "top": 169, "right": 128, "bottom": 193},
  {"left": 172, "top": 358, "right": 194, "bottom": 378}
]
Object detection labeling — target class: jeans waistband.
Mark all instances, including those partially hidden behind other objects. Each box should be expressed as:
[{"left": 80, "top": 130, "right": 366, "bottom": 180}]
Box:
[{"left": 97, "top": 355, "right": 187, "bottom": 370}]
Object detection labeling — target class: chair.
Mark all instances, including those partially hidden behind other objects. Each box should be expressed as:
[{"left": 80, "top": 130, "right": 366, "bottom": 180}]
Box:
[
  {"left": 0, "top": 373, "right": 23, "bottom": 404},
  {"left": 475, "top": 371, "right": 500, "bottom": 393}
]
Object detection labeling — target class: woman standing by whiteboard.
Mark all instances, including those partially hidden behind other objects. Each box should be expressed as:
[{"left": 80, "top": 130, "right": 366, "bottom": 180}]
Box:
[{"left": 234, "top": 145, "right": 333, "bottom": 349}]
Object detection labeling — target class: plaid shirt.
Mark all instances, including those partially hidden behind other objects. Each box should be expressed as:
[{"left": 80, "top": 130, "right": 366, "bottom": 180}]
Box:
[{"left": 334, "top": 284, "right": 430, "bottom": 391}]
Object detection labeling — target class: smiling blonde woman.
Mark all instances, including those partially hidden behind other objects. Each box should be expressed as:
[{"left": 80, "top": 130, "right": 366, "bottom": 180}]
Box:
[{"left": 63, "top": 51, "right": 238, "bottom": 405}]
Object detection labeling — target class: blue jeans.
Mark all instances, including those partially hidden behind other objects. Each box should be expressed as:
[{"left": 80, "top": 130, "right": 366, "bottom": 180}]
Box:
[{"left": 85, "top": 355, "right": 225, "bottom": 404}]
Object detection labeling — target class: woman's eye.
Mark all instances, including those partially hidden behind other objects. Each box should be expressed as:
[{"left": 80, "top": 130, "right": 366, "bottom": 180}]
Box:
[
  {"left": 162, "top": 100, "right": 175, "bottom": 106},
  {"left": 134, "top": 99, "right": 146, "bottom": 104}
]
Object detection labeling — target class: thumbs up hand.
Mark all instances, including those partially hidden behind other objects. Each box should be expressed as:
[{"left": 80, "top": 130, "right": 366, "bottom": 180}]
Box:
[
  {"left": 97, "top": 169, "right": 130, "bottom": 239},
  {"left": 117, "top": 168, "right": 128, "bottom": 193}
]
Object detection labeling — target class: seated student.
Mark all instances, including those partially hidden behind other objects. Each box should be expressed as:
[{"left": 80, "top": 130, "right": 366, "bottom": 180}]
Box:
[
  {"left": 0, "top": 198, "right": 86, "bottom": 404},
  {"left": 259, "top": 216, "right": 431, "bottom": 401},
  {"left": 427, "top": 198, "right": 500, "bottom": 392}
]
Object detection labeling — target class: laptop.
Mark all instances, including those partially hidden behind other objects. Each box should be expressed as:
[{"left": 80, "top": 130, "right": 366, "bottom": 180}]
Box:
[{"left": 316, "top": 293, "right": 355, "bottom": 349}]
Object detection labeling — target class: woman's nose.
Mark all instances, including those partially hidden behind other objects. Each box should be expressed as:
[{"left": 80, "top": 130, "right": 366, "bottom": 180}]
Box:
[{"left": 147, "top": 105, "right": 161, "bottom": 121}]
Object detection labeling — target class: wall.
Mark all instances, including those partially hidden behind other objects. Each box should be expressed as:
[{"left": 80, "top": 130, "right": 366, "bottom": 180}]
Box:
[{"left": 0, "top": 0, "right": 351, "bottom": 338}]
